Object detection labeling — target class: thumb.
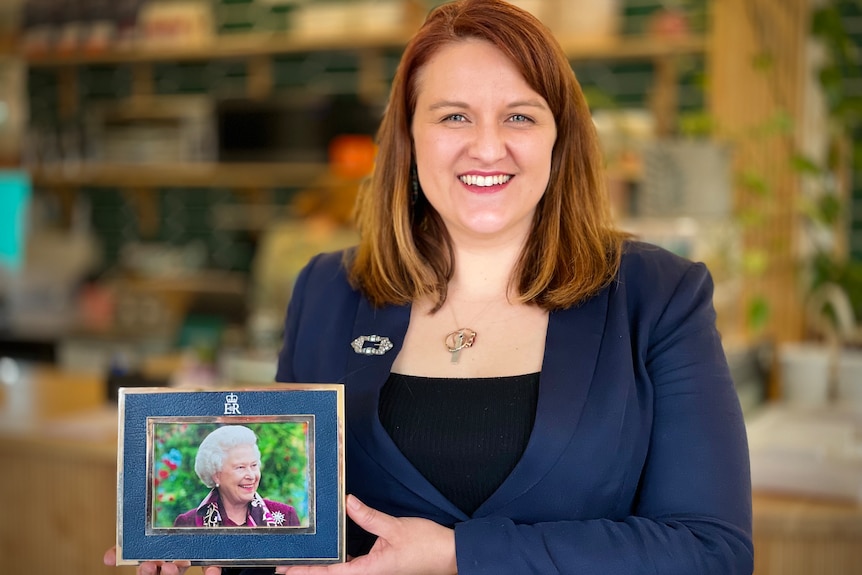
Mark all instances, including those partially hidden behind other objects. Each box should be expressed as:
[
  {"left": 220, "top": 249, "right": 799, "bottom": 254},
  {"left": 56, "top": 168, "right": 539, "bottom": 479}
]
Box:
[
  {"left": 103, "top": 547, "right": 117, "bottom": 566},
  {"left": 345, "top": 495, "right": 394, "bottom": 538}
]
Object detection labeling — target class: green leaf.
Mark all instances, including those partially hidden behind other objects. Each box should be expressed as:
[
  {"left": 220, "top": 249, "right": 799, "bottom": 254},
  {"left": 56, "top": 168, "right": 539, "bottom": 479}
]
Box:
[
  {"left": 742, "top": 249, "right": 769, "bottom": 276},
  {"left": 819, "top": 66, "right": 843, "bottom": 91},
  {"left": 751, "top": 52, "right": 774, "bottom": 72},
  {"left": 735, "top": 208, "right": 766, "bottom": 228},
  {"left": 815, "top": 194, "right": 843, "bottom": 226},
  {"left": 747, "top": 296, "right": 771, "bottom": 333},
  {"left": 737, "top": 170, "right": 771, "bottom": 197},
  {"left": 790, "top": 154, "right": 824, "bottom": 175},
  {"left": 853, "top": 143, "right": 862, "bottom": 171},
  {"left": 582, "top": 87, "right": 618, "bottom": 110},
  {"left": 678, "top": 111, "right": 715, "bottom": 138}
]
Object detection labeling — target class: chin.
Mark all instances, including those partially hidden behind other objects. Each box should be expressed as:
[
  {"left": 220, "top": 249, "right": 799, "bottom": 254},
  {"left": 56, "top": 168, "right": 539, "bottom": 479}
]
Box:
[{"left": 464, "top": 211, "right": 530, "bottom": 233}]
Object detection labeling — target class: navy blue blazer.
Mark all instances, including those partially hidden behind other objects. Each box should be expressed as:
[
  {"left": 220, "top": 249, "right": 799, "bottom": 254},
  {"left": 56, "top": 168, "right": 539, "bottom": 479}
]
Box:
[{"left": 276, "top": 241, "right": 753, "bottom": 574}]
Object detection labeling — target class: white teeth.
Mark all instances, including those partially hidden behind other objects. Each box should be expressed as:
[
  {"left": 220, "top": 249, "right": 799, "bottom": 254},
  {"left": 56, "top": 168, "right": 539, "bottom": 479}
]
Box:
[{"left": 459, "top": 174, "right": 511, "bottom": 187}]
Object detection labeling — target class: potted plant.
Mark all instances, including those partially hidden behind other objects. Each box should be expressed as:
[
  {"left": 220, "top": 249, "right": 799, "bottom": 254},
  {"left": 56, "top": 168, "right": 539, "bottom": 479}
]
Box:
[{"left": 777, "top": 0, "right": 862, "bottom": 404}]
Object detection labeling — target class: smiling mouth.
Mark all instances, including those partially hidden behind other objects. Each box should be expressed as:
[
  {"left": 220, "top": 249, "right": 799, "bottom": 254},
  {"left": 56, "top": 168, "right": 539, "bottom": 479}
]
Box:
[{"left": 459, "top": 174, "right": 512, "bottom": 187}]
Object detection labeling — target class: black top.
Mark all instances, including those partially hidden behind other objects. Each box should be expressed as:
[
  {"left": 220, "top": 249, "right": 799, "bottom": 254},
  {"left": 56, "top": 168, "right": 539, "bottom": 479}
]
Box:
[{"left": 379, "top": 372, "right": 540, "bottom": 515}]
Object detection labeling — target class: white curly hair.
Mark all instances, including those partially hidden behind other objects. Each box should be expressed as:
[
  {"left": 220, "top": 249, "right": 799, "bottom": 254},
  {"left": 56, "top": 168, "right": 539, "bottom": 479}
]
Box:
[{"left": 194, "top": 425, "right": 261, "bottom": 488}]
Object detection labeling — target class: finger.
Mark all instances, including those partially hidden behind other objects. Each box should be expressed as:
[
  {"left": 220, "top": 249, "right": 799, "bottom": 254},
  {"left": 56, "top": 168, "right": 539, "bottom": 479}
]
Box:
[
  {"left": 275, "top": 565, "right": 346, "bottom": 575},
  {"left": 203, "top": 567, "right": 223, "bottom": 575},
  {"left": 138, "top": 562, "right": 161, "bottom": 575},
  {"left": 344, "top": 495, "right": 394, "bottom": 538},
  {"left": 159, "top": 561, "right": 192, "bottom": 575},
  {"left": 103, "top": 547, "right": 117, "bottom": 566}
]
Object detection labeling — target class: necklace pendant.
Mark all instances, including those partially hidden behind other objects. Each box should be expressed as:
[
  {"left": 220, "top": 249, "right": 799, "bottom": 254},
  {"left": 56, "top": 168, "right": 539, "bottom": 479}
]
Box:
[
  {"left": 445, "top": 328, "right": 476, "bottom": 364},
  {"left": 450, "top": 332, "right": 464, "bottom": 364}
]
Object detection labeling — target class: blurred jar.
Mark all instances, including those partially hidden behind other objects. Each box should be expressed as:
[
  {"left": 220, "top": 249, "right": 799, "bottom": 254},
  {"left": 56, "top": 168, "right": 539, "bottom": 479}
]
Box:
[
  {"left": 0, "top": 60, "right": 24, "bottom": 166},
  {"left": 0, "top": 1, "right": 22, "bottom": 42},
  {"left": 553, "top": 0, "right": 621, "bottom": 43}
]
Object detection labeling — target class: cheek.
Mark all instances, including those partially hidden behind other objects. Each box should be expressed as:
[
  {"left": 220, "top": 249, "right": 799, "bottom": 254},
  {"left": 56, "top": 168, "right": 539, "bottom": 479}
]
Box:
[
  {"left": 415, "top": 132, "right": 453, "bottom": 166},
  {"left": 416, "top": 141, "right": 456, "bottom": 195}
]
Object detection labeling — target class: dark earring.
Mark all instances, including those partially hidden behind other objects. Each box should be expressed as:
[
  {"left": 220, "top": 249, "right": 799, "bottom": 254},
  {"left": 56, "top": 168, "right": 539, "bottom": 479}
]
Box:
[{"left": 411, "top": 164, "right": 420, "bottom": 205}]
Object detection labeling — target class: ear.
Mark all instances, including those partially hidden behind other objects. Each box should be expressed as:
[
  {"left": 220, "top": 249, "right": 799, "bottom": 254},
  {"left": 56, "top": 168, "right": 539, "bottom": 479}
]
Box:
[{"left": 212, "top": 472, "right": 221, "bottom": 487}]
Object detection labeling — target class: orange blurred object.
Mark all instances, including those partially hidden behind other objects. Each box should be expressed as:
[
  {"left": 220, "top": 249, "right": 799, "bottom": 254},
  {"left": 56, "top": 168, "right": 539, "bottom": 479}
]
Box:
[
  {"left": 647, "top": 8, "right": 691, "bottom": 39},
  {"left": 78, "top": 282, "right": 116, "bottom": 332},
  {"left": 329, "top": 134, "right": 377, "bottom": 179}
]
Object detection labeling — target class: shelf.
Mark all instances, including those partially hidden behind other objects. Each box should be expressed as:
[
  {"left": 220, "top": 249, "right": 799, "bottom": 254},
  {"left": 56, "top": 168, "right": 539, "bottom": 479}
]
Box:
[
  {"left": 24, "top": 32, "right": 706, "bottom": 189},
  {"left": 22, "top": 32, "right": 706, "bottom": 67},
  {"left": 31, "top": 162, "right": 333, "bottom": 189},
  {"left": 31, "top": 161, "right": 639, "bottom": 190},
  {"left": 24, "top": 32, "right": 413, "bottom": 67},
  {"left": 561, "top": 35, "right": 706, "bottom": 61}
]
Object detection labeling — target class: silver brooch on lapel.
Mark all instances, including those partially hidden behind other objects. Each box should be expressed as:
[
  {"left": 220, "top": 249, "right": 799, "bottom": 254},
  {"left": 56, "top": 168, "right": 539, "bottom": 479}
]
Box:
[{"left": 351, "top": 335, "right": 394, "bottom": 355}]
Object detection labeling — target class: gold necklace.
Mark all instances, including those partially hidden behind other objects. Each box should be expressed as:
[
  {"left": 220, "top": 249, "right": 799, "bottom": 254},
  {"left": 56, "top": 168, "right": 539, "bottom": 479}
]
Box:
[{"left": 443, "top": 295, "right": 500, "bottom": 364}]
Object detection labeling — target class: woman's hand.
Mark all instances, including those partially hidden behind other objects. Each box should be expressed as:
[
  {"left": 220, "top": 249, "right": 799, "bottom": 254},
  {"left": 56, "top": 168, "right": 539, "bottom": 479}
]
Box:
[
  {"left": 275, "top": 495, "right": 457, "bottom": 575},
  {"left": 103, "top": 546, "right": 217, "bottom": 575}
]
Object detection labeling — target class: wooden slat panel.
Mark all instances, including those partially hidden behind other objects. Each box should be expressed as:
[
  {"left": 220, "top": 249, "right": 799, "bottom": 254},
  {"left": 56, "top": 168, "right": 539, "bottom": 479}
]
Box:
[
  {"left": 710, "top": 0, "right": 809, "bottom": 344},
  {"left": 0, "top": 443, "right": 136, "bottom": 575},
  {"left": 753, "top": 493, "right": 862, "bottom": 575},
  {"left": 753, "top": 534, "right": 862, "bottom": 575}
]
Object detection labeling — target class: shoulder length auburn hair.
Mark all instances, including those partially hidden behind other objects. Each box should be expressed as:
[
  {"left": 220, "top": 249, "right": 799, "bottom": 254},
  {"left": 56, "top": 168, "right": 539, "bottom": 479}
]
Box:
[{"left": 348, "top": 0, "right": 627, "bottom": 311}]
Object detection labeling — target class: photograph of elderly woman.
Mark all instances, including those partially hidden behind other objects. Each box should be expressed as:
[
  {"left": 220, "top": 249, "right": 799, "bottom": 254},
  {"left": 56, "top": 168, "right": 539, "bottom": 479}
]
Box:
[{"left": 150, "top": 421, "right": 310, "bottom": 529}]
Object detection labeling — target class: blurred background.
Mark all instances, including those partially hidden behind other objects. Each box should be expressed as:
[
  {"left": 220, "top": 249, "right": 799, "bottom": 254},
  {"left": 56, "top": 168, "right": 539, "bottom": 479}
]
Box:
[{"left": 0, "top": 0, "right": 861, "bottom": 573}]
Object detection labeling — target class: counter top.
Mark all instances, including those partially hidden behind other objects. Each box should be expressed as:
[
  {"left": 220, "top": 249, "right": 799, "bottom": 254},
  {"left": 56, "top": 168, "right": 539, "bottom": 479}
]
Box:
[
  {"left": 0, "top": 363, "right": 133, "bottom": 575},
  {"left": 0, "top": 362, "right": 118, "bottom": 458},
  {"left": 2, "top": 363, "right": 862, "bottom": 575}
]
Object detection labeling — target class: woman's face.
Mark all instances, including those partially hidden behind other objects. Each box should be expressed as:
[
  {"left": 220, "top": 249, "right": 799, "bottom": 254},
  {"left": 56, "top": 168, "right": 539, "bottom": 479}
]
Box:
[
  {"left": 411, "top": 39, "right": 557, "bottom": 244},
  {"left": 213, "top": 444, "right": 261, "bottom": 507}
]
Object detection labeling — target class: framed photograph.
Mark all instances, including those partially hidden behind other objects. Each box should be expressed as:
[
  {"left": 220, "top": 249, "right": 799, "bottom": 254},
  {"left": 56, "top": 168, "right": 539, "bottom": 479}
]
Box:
[{"left": 116, "top": 384, "right": 345, "bottom": 566}]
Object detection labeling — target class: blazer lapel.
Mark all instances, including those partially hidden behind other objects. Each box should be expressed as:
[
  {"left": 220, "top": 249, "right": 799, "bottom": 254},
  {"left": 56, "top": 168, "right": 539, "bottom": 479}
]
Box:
[
  {"left": 474, "top": 288, "right": 610, "bottom": 515},
  {"left": 344, "top": 297, "right": 467, "bottom": 519}
]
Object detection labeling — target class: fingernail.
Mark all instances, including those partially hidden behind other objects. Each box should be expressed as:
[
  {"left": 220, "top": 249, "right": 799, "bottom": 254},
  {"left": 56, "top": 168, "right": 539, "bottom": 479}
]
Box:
[{"left": 347, "top": 495, "right": 361, "bottom": 510}]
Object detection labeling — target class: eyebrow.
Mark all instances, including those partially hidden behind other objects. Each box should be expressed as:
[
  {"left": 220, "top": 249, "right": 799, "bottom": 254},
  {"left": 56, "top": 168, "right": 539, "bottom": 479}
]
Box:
[{"left": 427, "top": 99, "right": 549, "bottom": 111}]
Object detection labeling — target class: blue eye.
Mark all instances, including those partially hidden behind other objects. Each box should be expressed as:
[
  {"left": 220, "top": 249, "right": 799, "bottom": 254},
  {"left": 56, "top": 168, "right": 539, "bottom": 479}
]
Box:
[
  {"left": 444, "top": 113, "right": 467, "bottom": 122},
  {"left": 509, "top": 114, "right": 532, "bottom": 123}
]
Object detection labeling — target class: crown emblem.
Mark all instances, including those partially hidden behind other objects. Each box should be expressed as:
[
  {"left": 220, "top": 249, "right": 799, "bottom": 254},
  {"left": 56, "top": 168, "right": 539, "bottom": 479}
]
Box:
[{"left": 224, "top": 392, "right": 241, "bottom": 415}]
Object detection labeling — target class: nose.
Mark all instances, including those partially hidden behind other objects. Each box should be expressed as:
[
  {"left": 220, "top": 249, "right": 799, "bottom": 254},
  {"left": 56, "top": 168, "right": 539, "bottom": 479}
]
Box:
[{"left": 468, "top": 122, "right": 507, "bottom": 163}]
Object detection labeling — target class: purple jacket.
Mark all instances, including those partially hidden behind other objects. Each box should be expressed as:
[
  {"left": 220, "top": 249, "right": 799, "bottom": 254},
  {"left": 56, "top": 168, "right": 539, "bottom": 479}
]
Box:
[{"left": 173, "top": 488, "right": 300, "bottom": 528}]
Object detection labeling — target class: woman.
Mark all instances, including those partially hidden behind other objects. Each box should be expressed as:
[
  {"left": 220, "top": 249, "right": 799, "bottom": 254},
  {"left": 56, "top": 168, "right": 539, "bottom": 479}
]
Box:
[
  {"left": 275, "top": 0, "right": 752, "bottom": 573},
  {"left": 173, "top": 425, "right": 300, "bottom": 528},
  {"left": 107, "top": 0, "right": 752, "bottom": 573}
]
